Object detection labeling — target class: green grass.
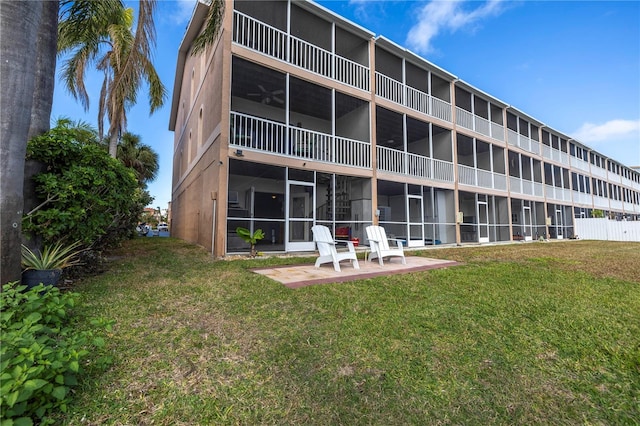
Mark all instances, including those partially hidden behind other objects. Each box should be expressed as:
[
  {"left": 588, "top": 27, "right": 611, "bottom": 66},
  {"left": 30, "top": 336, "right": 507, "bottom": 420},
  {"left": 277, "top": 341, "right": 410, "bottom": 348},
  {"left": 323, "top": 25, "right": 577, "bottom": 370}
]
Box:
[{"left": 59, "top": 239, "right": 639, "bottom": 425}]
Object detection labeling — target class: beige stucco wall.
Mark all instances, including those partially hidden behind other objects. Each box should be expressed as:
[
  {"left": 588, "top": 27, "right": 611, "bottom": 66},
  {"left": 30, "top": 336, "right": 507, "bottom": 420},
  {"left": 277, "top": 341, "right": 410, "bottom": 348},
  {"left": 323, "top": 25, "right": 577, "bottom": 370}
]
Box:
[{"left": 171, "top": 4, "right": 233, "bottom": 256}]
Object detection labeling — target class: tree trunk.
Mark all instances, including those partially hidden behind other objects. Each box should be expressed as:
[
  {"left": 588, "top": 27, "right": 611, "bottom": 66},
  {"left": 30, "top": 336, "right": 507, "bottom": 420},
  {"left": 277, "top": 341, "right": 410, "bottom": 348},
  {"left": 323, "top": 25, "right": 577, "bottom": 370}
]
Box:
[
  {"left": 0, "top": 1, "right": 44, "bottom": 286},
  {"left": 23, "top": 1, "right": 59, "bottom": 253},
  {"left": 109, "top": 131, "right": 119, "bottom": 158},
  {"left": 27, "top": 1, "right": 59, "bottom": 141}
]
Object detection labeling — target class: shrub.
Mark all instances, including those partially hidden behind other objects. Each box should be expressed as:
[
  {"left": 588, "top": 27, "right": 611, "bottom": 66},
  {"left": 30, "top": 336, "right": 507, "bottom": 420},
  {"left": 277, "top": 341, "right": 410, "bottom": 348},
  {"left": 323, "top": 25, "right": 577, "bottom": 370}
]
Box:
[
  {"left": 0, "top": 282, "right": 113, "bottom": 425},
  {"left": 23, "top": 122, "right": 146, "bottom": 252}
]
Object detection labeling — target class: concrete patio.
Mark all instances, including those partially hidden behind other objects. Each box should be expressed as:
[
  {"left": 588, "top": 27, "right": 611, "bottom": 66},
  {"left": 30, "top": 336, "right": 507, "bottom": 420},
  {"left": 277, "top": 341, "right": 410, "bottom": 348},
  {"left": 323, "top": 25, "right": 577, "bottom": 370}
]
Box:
[{"left": 252, "top": 256, "right": 459, "bottom": 289}]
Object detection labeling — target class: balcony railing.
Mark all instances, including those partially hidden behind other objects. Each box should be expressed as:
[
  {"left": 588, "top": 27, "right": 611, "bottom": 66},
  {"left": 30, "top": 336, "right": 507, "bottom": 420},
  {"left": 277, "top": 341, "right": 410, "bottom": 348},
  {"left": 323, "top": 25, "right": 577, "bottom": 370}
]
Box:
[
  {"left": 590, "top": 165, "right": 608, "bottom": 179},
  {"left": 542, "top": 145, "right": 569, "bottom": 165},
  {"left": 456, "top": 108, "right": 505, "bottom": 142},
  {"left": 572, "top": 191, "right": 592, "bottom": 206},
  {"left": 610, "top": 199, "right": 623, "bottom": 211},
  {"left": 233, "top": 11, "right": 370, "bottom": 91},
  {"left": 507, "top": 129, "right": 541, "bottom": 155},
  {"left": 608, "top": 173, "right": 622, "bottom": 184},
  {"left": 545, "top": 185, "right": 572, "bottom": 202},
  {"left": 593, "top": 196, "right": 609, "bottom": 209},
  {"left": 622, "top": 176, "right": 637, "bottom": 189},
  {"left": 458, "top": 164, "right": 507, "bottom": 191},
  {"left": 569, "top": 156, "right": 590, "bottom": 173},
  {"left": 376, "top": 146, "right": 454, "bottom": 182},
  {"left": 230, "top": 112, "right": 371, "bottom": 168},
  {"left": 509, "top": 176, "right": 544, "bottom": 197},
  {"left": 375, "top": 73, "right": 452, "bottom": 122}
]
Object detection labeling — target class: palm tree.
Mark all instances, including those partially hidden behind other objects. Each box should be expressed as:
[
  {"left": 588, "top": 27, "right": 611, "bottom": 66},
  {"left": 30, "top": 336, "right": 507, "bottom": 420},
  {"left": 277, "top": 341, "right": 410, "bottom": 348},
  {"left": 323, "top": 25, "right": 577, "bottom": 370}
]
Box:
[
  {"left": 116, "top": 132, "right": 159, "bottom": 186},
  {"left": 191, "top": 0, "right": 225, "bottom": 56},
  {"left": 58, "top": 0, "right": 166, "bottom": 158},
  {"left": 0, "top": 2, "right": 45, "bottom": 285},
  {"left": 1, "top": 1, "right": 125, "bottom": 285},
  {"left": 28, "top": 2, "right": 60, "bottom": 141}
]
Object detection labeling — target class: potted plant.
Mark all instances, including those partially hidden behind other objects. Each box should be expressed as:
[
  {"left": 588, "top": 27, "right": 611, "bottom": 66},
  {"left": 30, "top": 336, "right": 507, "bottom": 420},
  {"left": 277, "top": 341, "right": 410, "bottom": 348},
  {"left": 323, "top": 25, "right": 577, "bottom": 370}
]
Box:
[
  {"left": 21, "top": 241, "right": 84, "bottom": 288},
  {"left": 235, "top": 227, "right": 265, "bottom": 258}
]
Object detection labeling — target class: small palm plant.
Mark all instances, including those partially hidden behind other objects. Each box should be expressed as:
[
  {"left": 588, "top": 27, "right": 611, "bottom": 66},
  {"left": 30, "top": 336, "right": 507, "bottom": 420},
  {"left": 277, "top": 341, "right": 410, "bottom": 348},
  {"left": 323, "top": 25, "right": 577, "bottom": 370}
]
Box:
[
  {"left": 235, "top": 227, "right": 265, "bottom": 258},
  {"left": 21, "top": 241, "right": 84, "bottom": 271}
]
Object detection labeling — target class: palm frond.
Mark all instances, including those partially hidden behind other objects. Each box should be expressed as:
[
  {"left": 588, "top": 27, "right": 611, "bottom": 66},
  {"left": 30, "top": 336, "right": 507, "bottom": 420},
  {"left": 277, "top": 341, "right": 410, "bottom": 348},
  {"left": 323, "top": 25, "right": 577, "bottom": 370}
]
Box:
[{"left": 192, "top": 0, "right": 225, "bottom": 56}]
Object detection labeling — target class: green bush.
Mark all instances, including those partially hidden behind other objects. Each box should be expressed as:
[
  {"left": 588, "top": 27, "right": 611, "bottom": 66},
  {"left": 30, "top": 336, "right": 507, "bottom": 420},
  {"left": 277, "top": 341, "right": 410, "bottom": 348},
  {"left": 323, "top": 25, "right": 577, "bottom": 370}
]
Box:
[
  {"left": 23, "top": 122, "right": 147, "bottom": 251},
  {"left": 0, "top": 282, "right": 113, "bottom": 425}
]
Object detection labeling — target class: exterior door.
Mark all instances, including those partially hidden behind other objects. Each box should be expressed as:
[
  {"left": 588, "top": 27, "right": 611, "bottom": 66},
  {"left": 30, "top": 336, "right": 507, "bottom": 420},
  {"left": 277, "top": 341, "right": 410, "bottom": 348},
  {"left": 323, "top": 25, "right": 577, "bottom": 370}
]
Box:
[
  {"left": 286, "top": 181, "right": 315, "bottom": 251},
  {"left": 408, "top": 195, "right": 424, "bottom": 247},
  {"left": 523, "top": 205, "right": 533, "bottom": 241},
  {"left": 555, "top": 209, "right": 563, "bottom": 239},
  {"left": 478, "top": 200, "right": 490, "bottom": 243}
]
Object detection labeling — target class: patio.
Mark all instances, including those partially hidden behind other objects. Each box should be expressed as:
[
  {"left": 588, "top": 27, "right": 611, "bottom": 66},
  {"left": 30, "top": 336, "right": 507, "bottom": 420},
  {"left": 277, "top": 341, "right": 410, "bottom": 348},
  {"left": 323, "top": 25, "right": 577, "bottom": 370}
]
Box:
[{"left": 252, "top": 256, "right": 459, "bottom": 288}]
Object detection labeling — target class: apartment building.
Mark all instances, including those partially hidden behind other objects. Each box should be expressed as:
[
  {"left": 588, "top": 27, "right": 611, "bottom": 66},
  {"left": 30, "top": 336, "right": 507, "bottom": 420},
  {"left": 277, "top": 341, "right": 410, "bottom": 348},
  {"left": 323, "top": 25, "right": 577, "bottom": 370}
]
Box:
[{"left": 169, "top": 0, "right": 640, "bottom": 256}]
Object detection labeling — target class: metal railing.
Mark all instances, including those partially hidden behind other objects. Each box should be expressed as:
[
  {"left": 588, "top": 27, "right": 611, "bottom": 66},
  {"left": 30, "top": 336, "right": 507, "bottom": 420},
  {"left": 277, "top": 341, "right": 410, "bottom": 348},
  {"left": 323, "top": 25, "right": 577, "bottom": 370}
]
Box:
[
  {"left": 456, "top": 107, "right": 474, "bottom": 130},
  {"left": 230, "top": 112, "right": 371, "bottom": 168},
  {"left": 509, "top": 176, "right": 543, "bottom": 197},
  {"left": 507, "top": 129, "right": 541, "bottom": 155},
  {"left": 376, "top": 146, "right": 454, "bottom": 182},
  {"left": 572, "top": 191, "right": 592, "bottom": 206},
  {"left": 590, "top": 166, "right": 607, "bottom": 179},
  {"left": 455, "top": 107, "right": 505, "bottom": 141},
  {"left": 491, "top": 122, "right": 505, "bottom": 142},
  {"left": 593, "top": 196, "right": 609, "bottom": 209},
  {"left": 570, "top": 156, "right": 591, "bottom": 173},
  {"left": 622, "top": 176, "right": 637, "bottom": 189},
  {"left": 545, "top": 184, "right": 572, "bottom": 202},
  {"left": 458, "top": 164, "right": 507, "bottom": 190},
  {"left": 233, "top": 11, "right": 287, "bottom": 61},
  {"left": 610, "top": 199, "right": 623, "bottom": 211},
  {"left": 233, "top": 11, "right": 370, "bottom": 91},
  {"left": 542, "top": 144, "right": 569, "bottom": 165},
  {"left": 375, "top": 73, "right": 452, "bottom": 122}
]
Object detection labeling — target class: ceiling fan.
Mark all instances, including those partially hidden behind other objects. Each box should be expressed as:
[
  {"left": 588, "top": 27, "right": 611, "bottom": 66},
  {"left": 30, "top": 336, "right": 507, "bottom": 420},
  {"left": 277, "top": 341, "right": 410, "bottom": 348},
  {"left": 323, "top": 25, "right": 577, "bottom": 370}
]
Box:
[{"left": 247, "top": 85, "right": 284, "bottom": 105}]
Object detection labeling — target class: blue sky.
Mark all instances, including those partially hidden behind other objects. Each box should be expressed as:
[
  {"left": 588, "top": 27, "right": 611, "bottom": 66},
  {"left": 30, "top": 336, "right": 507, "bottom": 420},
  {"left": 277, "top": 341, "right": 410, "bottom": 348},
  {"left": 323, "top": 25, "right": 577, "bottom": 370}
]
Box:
[{"left": 51, "top": 0, "right": 640, "bottom": 209}]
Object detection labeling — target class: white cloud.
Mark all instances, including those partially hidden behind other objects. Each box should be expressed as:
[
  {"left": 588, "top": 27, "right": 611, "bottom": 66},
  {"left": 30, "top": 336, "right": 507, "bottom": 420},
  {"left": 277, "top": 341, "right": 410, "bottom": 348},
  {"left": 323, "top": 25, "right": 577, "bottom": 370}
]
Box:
[
  {"left": 169, "top": 0, "right": 198, "bottom": 26},
  {"left": 573, "top": 119, "right": 640, "bottom": 143},
  {"left": 348, "top": 0, "right": 390, "bottom": 23},
  {"left": 406, "top": 0, "right": 509, "bottom": 54}
]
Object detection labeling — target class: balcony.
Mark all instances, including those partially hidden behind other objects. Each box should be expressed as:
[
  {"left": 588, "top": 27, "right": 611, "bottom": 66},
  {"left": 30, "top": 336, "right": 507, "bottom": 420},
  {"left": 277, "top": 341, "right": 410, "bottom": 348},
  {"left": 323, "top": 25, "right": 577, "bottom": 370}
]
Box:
[
  {"left": 570, "top": 156, "right": 591, "bottom": 173},
  {"left": 506, "top": 129, "right": 540, "bottom": 155},
  {"left": 593, "top": 196, "right": 609, "bottom": 209},
  {"left": 610, "top": 199, "right": 623, "bottom": 211},
  {"left": 457, "top": 164, "right": 507, "bottom": 191},
  {"left": 375, "top": 73, "right": 452, "bottom": 122},
  {"left": 509, "top": 176, "right": 544, "bottom": 197},
  {"left": 572, "top": 191, "right": 592, "bottom": 206},
  {"left": 590, "top": 165, "right": 608, "bottom": 179},
  {"left": 622, "top": 176, "right": 637, "bottom": 189},
  {"left": 230, "top": 112, "right": 371, "bottom": 168},
  {"left": 233, "top": 11, "right": 370, "bottom": 92},
  {"left": 456, "top": 108, "right": 505, "bottom": 142},
  {"left": 545, "top": 185, "right": 572, "bottom": 202},
  {"left": 542, "top": 144, "right": 569, "bottom": 165},
  {"left": 376, "top": 146, "right": 454, "bottom": 183}
]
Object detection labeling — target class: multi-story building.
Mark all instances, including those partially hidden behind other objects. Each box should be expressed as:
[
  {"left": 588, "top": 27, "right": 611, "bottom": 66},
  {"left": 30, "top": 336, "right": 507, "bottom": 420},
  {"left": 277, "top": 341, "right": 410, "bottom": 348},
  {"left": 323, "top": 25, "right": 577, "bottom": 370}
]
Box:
[{"left": 169, "top": 0, "right": 640, "bottom": 256}]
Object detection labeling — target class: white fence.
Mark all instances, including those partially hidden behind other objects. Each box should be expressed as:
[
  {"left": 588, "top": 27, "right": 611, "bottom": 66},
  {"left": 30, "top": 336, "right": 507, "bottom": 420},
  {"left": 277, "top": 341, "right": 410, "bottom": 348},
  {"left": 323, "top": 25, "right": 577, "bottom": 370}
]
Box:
[{"left": 574, "top": 218, "right": 640, "bottom": 242}]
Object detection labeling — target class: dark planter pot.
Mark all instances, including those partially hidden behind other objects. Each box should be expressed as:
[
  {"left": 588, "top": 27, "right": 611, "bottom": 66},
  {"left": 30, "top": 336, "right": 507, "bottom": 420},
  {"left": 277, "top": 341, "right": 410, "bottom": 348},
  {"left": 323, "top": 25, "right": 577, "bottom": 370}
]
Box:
[{"left": 22, "top": 269, "right": 62, "bottom": 289}]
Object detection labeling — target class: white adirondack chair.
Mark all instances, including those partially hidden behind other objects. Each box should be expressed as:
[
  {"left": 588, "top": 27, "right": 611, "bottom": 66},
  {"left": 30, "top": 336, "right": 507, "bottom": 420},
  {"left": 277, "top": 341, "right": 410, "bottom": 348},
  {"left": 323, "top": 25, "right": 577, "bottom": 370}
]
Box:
[
  {"left": 311, "top": 225, "right": 360, "bottom": 272},
  {"left": 365, "top": 225, "right": 406, "bottom": 266}
]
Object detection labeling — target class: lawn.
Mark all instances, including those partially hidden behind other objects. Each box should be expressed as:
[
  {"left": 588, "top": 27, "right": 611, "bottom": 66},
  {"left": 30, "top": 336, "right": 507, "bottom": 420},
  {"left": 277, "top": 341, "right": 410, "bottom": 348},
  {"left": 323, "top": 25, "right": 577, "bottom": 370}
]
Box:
[{"left": 60, "top": 239, "right": 639, "bottom": 425}]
